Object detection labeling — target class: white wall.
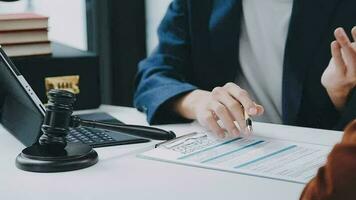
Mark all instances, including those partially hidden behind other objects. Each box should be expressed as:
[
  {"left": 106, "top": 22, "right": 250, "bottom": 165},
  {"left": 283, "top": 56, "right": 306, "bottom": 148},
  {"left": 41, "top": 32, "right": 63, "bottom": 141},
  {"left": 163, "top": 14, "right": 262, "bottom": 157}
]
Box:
[
  {"left": 0, "top": 0, "right": 87, "bottom": 50},
  {"left": 1, "top": 0, "right": 173, "bottom": 52},
  {"left": 145, "top": 0, "right": 172, "bottom": 55},
  {"left": 31, "top": 0, "right": 87, "bottom": 50},
  {"left": 0, "top": 1, "right": 27, "bottom": 13}
]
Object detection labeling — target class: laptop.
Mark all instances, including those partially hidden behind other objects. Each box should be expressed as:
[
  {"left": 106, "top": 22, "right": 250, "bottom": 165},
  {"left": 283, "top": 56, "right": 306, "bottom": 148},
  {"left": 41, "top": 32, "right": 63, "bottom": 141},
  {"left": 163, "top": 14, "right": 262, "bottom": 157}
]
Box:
[{"left": 0, "top": 46, "right": 149, "bottom": 148}]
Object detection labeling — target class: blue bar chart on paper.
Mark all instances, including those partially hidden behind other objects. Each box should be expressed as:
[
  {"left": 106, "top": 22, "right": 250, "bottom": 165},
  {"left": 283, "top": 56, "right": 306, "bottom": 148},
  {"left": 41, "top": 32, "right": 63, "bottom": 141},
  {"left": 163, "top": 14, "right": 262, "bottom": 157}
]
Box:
[{"left": 140, "top": 132, "right": 332, "bottom": 184}]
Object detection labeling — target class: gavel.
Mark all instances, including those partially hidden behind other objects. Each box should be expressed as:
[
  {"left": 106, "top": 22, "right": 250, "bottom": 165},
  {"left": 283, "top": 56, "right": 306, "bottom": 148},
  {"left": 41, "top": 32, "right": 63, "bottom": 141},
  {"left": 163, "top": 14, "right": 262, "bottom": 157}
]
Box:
[
  {"left": 39, "top": 89, "right": 176, "bottom": 149},
  {"left": 16, "top": 89, "right": 175, "bottom": 172}
]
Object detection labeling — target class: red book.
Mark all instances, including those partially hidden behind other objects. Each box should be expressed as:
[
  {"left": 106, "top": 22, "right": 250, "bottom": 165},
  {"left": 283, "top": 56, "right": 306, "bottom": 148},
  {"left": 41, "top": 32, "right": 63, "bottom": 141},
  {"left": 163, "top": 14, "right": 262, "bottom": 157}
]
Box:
[{"left": 0, "top": 13, "right": 48, "bottom": 31}]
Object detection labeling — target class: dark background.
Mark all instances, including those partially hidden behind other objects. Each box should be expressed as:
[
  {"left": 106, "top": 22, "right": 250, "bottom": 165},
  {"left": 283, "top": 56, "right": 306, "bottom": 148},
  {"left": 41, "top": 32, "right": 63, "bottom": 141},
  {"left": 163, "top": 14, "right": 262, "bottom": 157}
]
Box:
[{"left": 86, "top": 0, "right": 147, "bottom": 107}]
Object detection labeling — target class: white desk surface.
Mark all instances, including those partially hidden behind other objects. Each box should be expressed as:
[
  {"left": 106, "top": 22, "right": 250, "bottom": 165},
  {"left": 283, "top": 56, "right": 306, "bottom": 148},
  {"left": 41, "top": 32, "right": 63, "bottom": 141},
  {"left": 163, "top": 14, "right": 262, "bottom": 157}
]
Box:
[{"left": 0, "top": 105, "right": 343, "bottom": 200}]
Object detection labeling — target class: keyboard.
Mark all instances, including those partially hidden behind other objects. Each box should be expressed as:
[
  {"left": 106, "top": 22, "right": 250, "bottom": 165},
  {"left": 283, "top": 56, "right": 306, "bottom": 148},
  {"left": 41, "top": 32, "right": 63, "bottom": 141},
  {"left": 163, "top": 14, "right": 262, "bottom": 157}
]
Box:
[
  {"left": 65, "top": 112, "right": 150, "bottom": 148},
  {"left": 66, "top": 127, "right": 115, "bottom": 145}
]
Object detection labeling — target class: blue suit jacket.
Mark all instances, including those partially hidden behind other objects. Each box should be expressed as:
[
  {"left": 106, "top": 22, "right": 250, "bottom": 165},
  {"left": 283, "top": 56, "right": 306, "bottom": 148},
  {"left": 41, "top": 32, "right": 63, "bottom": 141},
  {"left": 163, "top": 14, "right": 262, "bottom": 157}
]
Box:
[{"left": 134, "top": 0, "right": 356, "bottom": 130}]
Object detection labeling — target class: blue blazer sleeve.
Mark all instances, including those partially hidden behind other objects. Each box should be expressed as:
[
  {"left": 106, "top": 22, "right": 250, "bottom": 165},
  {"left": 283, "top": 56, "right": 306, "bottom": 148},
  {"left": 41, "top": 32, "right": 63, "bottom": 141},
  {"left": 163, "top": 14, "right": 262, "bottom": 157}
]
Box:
[{"left": 134, "top": 0, "right": 197, "bottom": 124}]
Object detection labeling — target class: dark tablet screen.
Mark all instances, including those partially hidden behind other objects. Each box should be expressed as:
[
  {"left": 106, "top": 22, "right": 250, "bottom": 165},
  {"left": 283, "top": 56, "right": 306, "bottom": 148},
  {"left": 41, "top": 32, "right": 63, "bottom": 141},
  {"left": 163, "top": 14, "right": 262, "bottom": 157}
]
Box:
[{"left": 0, "top": 48, "right": 44, "bottom": 146}]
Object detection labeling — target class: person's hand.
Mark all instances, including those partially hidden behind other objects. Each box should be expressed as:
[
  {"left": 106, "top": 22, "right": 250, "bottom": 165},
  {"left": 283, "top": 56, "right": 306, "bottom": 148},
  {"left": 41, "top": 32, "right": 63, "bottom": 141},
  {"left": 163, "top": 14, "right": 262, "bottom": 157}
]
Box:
[
  {"left": 173, "top": 83, "right": 264, "bottom": 137},
  {"left": 321, "top": 27, "right": 356, "bottom": 110},
  {"left": 341, "top": 119, "right": 356, "bottom": 145}
]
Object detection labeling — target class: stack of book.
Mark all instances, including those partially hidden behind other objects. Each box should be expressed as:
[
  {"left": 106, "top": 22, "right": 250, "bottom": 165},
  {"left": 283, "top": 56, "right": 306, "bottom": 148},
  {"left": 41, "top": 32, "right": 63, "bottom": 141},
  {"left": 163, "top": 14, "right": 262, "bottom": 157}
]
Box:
[{"left": 0, "top": 13, "right": 51, "bottom": 57}]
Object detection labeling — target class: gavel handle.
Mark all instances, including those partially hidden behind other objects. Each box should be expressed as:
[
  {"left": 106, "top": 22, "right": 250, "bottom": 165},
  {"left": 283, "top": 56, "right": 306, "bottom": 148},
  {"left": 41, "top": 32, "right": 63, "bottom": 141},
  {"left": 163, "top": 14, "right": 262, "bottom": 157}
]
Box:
[{"left": 71, "top": 116, "right": 176, "bottom": 140}]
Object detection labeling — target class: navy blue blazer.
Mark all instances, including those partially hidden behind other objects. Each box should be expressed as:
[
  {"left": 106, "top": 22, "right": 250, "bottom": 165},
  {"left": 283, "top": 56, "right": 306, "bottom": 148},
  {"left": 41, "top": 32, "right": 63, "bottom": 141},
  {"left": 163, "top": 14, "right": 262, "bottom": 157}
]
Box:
[{"left": 134, "top": 0, "right": 356, "bottom": 130}]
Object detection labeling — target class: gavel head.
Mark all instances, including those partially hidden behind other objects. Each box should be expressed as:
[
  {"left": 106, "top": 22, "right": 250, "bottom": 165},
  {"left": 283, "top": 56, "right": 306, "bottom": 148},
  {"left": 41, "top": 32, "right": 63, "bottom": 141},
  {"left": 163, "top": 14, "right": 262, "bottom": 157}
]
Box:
[{"left": 39, "top": 89, "right": 76, "bottom": 149}]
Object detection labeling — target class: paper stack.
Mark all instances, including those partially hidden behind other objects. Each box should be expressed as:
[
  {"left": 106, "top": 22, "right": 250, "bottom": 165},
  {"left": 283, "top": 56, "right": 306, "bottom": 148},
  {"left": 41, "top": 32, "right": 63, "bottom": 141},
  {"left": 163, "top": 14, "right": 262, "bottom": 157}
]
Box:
[{"left": 0, "top": 12, "right": 51, "bottom": 57}]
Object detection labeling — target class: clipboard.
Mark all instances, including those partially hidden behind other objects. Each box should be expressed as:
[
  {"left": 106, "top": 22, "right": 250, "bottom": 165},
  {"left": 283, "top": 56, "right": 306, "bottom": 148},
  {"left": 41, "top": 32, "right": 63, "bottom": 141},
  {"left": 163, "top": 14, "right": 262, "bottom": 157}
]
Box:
[
  {"left": 155, "top": 132, "right": 203, "bottom": 148},
  {"left": 139, "top": 131, "right": 332, "bottom": 184}
]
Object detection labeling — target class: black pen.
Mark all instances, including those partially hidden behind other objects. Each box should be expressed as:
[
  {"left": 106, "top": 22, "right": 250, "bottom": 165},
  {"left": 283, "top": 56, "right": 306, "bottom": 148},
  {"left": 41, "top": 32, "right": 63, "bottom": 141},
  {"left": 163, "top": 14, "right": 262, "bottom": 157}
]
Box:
[{"left": 244, "top": 109, "right": 253, "bottom": 133}]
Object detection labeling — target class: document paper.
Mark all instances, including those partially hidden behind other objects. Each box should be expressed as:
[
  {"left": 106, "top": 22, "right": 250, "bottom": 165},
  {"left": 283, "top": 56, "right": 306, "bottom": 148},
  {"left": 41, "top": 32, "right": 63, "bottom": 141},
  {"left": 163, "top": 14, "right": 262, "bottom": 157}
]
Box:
[{"left": 139, "top": 132, "right": 332, "bottom": 184}]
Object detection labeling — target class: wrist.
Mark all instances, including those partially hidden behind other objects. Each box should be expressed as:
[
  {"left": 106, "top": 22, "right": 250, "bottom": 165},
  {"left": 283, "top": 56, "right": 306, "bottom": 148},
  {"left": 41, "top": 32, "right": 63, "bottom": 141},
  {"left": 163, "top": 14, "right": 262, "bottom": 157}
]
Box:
[
  {"left": 173, "top": 89, "right": 209, "bottom": 119},
  {"left": 326, "top": 86, "right": 354, "bottom": 110}
]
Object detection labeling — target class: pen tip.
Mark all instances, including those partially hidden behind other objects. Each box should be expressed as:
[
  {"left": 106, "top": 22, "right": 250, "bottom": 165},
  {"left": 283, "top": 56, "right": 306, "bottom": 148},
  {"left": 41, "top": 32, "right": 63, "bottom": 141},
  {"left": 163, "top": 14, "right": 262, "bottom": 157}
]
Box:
[{"left": 246, "top": 118, "right": 252, "bottom": 126}]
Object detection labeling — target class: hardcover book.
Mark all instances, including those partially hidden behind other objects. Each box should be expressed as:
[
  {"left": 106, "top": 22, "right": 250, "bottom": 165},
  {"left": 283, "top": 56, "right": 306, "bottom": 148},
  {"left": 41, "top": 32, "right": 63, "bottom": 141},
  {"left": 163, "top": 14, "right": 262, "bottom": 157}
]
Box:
[
  {"left": 0, "top": 29, "right": 48, "bottom": 44},
  {"left": 0, "top": 13, "right": 48, "bottom": 31},
  {"left": 1, "top": 41, "right": 51, "bottom": 57}
]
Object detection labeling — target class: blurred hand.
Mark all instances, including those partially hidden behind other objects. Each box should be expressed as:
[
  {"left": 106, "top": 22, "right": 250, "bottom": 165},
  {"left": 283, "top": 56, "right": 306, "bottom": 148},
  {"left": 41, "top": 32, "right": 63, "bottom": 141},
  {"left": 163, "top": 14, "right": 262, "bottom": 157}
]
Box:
[
  {"left": 173, "top": 83, "right": 264, "bottom": 138},
  {"left": 341, "top": 119, "right": 356, "bottom": 145},
  {"left": 321, "top": 27, "right": 356, "bottom": 110}
]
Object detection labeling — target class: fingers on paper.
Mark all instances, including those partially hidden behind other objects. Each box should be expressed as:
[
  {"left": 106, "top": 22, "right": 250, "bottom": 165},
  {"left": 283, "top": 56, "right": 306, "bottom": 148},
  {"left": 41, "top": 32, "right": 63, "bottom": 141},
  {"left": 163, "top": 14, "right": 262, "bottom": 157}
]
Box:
[
  {"left": 202, "top": 111, "right": 225, "bottom": 138},
  {"left": 209, "top": 99, "right": 239, "bottom": 137},
  {"left": 211, "top": 86, "right": 243, "bottom": 135}
]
